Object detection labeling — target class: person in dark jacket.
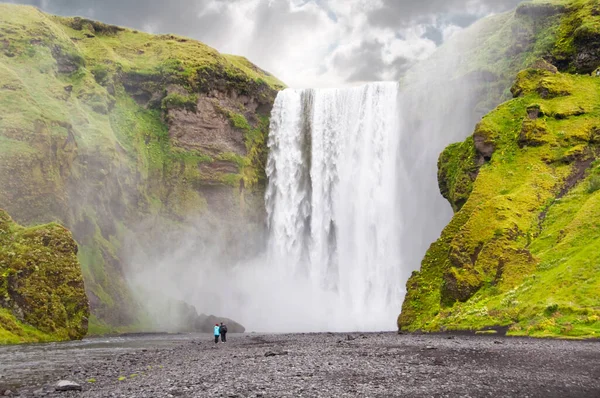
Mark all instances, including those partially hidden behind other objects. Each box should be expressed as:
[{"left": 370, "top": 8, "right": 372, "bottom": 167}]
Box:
[
  {"left": 213, "top": 323, "right": 220, "bottom": 344},
  {"left": 219, "top": 322, "right": 228, "bottom": 343}
]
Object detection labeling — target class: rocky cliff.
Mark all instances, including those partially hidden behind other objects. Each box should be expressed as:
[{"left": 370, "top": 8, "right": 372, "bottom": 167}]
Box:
[
  {"left": 400, "top": 0, "right": 600, "bottom": 338},
  {"left": 0, "top": 4, "right": 284, "bottom": 333},
  {"left": 0, "top": 209, "right": 89, "bottom": 344}
]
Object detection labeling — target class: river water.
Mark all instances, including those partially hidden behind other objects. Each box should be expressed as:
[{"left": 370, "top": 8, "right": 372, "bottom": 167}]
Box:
[{"left": 0, "top": 334, "right": 201, "bottom": 391}]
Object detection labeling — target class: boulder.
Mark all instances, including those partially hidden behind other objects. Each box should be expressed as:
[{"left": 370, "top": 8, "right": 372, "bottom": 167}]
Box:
[
  {"left": 519, "top": 119, "right": 549, "bottom": 147},
  {"left": 55, "top": 380, "right": 82, "bottom": 392},
  {"left": 529, "top": 59, "right": 558, "bottom": 74},
  {"left": 0, "top": 209, "right": 89, "bottom": 343}
]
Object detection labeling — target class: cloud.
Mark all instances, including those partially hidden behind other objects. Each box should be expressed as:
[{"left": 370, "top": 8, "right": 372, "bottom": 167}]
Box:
[
  {"left": 8, "top": 0, "right": 523, "bottom": 87},
  {"left": 367, "top": 0, "right": 523, "bottom": 28},
  {"left": 333, "top": 40, "right": 393, "bottom": 82},
  {"left": 423, "top": 26, "right": 444, "bottom": 46}
]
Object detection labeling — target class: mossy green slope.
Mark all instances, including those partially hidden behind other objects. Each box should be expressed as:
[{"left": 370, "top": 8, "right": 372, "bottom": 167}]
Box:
[
  {"left": 0, "top": 209, "right": 89, "bottom": 344},
  {"left": 0, "top": 4, "right": 283, "bottom": 334},
  {"left": 416, "top": 0, "right": 600, "bottom": 122},
  {"left": 400, "top": 65, "right": 600, "bottom": 337}
]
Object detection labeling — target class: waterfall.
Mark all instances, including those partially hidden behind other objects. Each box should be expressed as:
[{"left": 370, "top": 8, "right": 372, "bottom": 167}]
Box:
[
  {"left": 127, "top": 23, "right": 501, "bottom": 334},
  {"left": 265, "top": 82, "right": 406, "bottom": 331}
]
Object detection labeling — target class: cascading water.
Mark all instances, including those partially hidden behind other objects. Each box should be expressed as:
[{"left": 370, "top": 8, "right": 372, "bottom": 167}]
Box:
[
  {"left": 265, "top": 82, "right": 407, "bottom": 331},
  {"left": 128, "top": 23, "right": 505, "bottom": 334}
]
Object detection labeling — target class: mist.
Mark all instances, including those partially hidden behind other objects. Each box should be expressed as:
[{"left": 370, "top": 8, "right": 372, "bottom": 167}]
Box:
[
  {"left": 125, "top": 218, "right": 372, "bottom": 333},
  {"left": 120, "top": 14, "right": 510, "bottom": 333}
]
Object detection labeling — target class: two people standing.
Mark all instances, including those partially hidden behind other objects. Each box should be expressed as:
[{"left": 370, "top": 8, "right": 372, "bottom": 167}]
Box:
[{"left": 213, "top": 322, "right": 227, "bottom": 343}]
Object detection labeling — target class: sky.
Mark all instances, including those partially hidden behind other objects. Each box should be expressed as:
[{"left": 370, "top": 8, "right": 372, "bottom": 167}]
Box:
[{"left": 8, "top": 0, "right": 522, "bottom": 88}]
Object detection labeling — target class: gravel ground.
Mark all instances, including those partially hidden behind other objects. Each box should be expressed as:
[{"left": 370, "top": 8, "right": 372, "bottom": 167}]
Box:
[{"left": 2, "top": 332, "right": 600, "bottom": 397}]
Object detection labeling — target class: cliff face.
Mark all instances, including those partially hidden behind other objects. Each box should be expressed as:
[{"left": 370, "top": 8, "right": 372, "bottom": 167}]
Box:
[
  {"left": 0, "top": 4, "right": 284, "bottom": 332},
  {"left": 0, "top": 209, "right": 89, "bottom": 344},
  {"left": 400, "top": 0, "right": 600, "bottom": 338}
]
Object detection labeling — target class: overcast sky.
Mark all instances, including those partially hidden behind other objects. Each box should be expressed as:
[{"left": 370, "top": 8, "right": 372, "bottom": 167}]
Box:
[{"left": 8, "top": 0, "right": 522, "bottom": 87}]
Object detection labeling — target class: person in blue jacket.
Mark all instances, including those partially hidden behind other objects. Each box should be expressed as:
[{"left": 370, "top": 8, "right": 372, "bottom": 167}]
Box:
[{"left": 214, "top": 323, "right": 220, "bottom": 344}]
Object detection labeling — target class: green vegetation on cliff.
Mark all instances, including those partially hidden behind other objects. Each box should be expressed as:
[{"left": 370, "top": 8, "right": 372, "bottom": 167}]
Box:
[
  {"left": 400, "top": 3, "right": 600, "bottom": 337},
  {"left": 420, "top": 0, "right": 599, "bottom": 122},
  {"left": 0, "top": 4, "right": 283, "bottom": 334},
  {"left": 0, "top": 209, "right": 89, "bottom": 344}
]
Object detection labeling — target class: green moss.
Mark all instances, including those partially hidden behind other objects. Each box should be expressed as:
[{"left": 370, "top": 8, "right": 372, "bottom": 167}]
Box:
[
  {"left": 400, "top": 70, "right": 600, "bottom": 338},
  {"left": 0, "top": 308, "right": 64, "bottom": 344},
  {"left": 161, "top": 93, "right": 198, "bottom": 112},
  {"left": 0, "top": 137, "right": 36, "bottom": 155},
  {"left": 91, "top": 64, "right": 110, "bottom": 84},
  {"left": 0, "top": 210, "right": 89, "bottom": 344},
  {"left": 49, "top": 12, "right": 285, "bottom": 94},
  {"left": 417, "top": 0, "right": 599, "bottom": 122},
  {"left": 548, "top": 0, "right": 600, "bottom": 73},
  {"left": 520, "top": 118, "right": 551, "bottom": 146},
  {"left": 223, "top": 112, "right": 271, "bottom": 188},
  {"left": 438, "top": 138, "right": 479, "bottom": 212},
  {"left": 87, "top": 314, "right": 113, "bottom": 335},
  {"left": 223, "top": 54, "right": 285, "bottom": 90},
  {"left": 229, "top": 112, "right": 253, "bottom": 131},
  {"left": 587, "top": 174, "right": 600, "bottom": 193}
]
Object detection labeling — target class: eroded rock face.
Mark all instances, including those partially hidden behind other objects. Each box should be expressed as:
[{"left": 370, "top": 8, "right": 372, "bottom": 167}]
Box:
[
  {"left": 573, "top": 29, "right": 600, "bottom": 74},
  {"left": 168, "top": 97, "right": 247, "bottom": 156},
  {"left": 473, "top": 130, "right": 495, "bottom": 161}
]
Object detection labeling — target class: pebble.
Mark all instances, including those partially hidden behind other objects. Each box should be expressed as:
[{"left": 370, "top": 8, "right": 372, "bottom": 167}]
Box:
[
  {"left": 3, "top": 333, "right": 600, "bottom": 397},
  {"left": 264, "top": 350, "right": 288, "bottom": 357}
]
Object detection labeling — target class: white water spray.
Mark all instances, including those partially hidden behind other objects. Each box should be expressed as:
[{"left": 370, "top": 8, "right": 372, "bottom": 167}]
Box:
[
  {"left": 264, "top": 82, "right": 407, "bottom": 331},
  {"left": 127, "top": 20, "right": 510, "bottom": 334}
]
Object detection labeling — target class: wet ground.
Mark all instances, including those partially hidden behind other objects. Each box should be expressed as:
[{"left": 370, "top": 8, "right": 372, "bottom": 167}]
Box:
[{"left": 1, "top": 332, "right": 599, "bottom": 397}]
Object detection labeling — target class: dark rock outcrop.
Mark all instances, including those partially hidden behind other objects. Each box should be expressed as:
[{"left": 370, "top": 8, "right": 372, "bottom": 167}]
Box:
[
  {"left": 148, "top": 298, "right": 245, "bottom": 334},
  {"left": 196, "top": 314, "right": 245, "bottom": 334}
]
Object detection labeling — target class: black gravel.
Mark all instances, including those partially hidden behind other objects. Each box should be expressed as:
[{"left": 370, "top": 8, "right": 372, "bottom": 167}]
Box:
[{"left": 2, "top": 333, "right": 600, "bottom": 397}]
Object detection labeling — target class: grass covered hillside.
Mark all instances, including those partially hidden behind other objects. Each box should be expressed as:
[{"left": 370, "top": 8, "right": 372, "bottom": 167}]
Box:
[
  {"left": 0, "top": 3, "right": 284, "bottom": 335},
  {"left": 417, "top": 0, "right": 600, "bottom": 120},
  {"left": 0, "top": 209, "right": 89, "bottom": 344},
  {"left": 400, "top": 0, "right": 600, "bottom": 338}
]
